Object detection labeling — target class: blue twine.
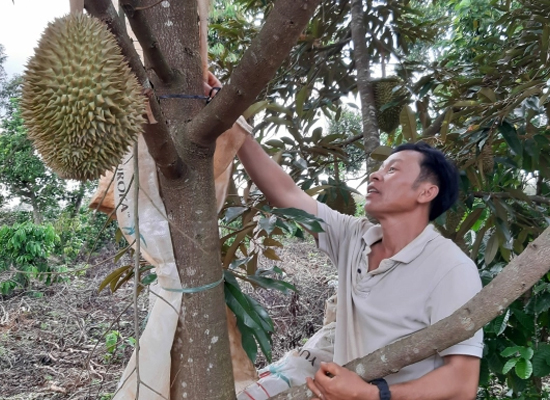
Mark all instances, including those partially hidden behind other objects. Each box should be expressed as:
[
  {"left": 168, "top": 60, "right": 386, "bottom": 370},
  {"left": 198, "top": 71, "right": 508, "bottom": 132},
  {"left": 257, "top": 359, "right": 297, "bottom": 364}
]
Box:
[{"left": 162, "top": 275, "right": 224, "bottom": 294}]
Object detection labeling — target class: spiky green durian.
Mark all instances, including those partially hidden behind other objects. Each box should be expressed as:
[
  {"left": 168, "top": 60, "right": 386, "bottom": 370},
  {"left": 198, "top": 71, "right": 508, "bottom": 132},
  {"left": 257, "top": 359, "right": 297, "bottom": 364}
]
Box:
[
  {"left": 21, "top": 13, "right": 145, "bottom": 181},
  {"left": 372, "top": 77, "right": 408, "bottom": 134},
  {"left": 326, "top": 190, "right": 356, "bottom": 216}
]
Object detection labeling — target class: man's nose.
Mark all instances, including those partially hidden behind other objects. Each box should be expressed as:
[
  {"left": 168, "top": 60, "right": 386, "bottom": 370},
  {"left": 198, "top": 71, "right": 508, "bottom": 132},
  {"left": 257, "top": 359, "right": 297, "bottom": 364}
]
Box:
[{"left": 369, "top": 170, "right": 381, "bottom": 182}]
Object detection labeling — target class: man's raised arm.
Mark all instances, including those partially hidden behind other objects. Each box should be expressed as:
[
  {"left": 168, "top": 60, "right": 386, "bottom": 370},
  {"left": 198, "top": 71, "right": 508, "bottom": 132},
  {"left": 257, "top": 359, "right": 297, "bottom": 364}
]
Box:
[{"left": 237, "top": 135, "right": 318, "bottom": 217}]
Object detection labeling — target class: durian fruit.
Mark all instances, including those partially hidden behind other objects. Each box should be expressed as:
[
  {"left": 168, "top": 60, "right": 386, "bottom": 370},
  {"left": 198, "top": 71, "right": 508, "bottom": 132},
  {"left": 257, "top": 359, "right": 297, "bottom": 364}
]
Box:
[
  {"left": 326, "top": 189, "right": 357, "bottom": 216},
  {"left": 21, "top": 13, "right": 145, "bottom": 181},
  {"left": 372, "top": 77, "right": 408, "bottom": 134}
]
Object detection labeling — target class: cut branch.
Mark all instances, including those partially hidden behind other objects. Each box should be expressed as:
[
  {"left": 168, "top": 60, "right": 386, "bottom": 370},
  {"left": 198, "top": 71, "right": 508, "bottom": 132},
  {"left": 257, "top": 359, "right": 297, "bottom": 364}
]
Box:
[
  {"left": 472, "top": 191, "right": 550, "bottom": 205},
  {"left": 270, "top": 226, "right": 550, "bottom": 399},
  {"left": 350, "top": 0, "right": 379, "bottom": 172},
  {"left": 120, "top": 1, "right": 175, "bottom": 83},
  {"left": 84, "top": 0, "right": 185, "bottom": 180},
  {"left": 187, "top": 0, "right": 322, "bottom": 147}
]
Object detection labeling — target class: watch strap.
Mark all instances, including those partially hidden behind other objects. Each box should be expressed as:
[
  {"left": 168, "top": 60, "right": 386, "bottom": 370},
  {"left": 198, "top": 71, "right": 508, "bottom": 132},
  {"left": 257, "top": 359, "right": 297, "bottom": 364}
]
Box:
[{"left": 369, "top": 378, "right": 391, "bottom": 400}]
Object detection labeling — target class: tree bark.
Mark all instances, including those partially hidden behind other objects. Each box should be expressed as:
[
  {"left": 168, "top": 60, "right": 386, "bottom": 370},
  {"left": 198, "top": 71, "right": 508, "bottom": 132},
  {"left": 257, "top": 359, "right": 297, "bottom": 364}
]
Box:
[
  {"left": 349, "top": 0, "right": 379, "bottom": 173},
  {"left": 269, "top": 226, "right": 550, "bottom": 399},
  {"left": 27, "top": 189, "right": 42, "bottom": 225}
]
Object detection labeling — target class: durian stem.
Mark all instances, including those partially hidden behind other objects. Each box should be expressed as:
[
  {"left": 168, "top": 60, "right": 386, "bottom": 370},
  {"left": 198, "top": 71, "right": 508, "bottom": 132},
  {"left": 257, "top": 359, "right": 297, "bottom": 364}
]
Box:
[{"left": 69, "top": 0, "right": 84, "bottom": 14}]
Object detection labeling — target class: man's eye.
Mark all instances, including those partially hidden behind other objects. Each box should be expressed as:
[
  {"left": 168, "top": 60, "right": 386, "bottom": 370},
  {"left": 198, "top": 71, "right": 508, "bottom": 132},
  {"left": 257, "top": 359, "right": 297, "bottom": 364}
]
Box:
[{"left": 388, "top": 167, "right": 396, "bottom": 172}]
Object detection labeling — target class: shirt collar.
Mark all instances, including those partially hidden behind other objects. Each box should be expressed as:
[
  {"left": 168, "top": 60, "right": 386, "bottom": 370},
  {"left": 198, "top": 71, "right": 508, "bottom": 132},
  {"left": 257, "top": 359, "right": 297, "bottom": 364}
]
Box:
[{"left": 362, "top": 224, "right": 439, "bottom": 265}]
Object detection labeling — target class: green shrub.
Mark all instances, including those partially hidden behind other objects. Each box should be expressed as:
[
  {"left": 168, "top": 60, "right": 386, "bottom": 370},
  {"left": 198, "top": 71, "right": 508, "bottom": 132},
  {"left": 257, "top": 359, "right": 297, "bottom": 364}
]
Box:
[{"left": 0, "top": 221, "right": 60, "bottom": 295}]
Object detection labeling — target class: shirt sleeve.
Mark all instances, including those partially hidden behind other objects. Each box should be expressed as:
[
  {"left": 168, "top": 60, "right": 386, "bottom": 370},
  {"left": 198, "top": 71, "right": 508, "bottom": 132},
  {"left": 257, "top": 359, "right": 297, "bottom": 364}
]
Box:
[
  {"left": 427, "top": 262, "right": 484, "bottom": 358},
  {"left": 316, "top": 202, "right": 370, "bottom": 265}
]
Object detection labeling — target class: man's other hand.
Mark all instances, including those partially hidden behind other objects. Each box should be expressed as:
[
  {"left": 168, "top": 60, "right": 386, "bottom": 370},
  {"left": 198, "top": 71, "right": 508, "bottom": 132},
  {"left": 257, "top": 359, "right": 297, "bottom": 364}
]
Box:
[{"left": 306, "top": 362, "right": 377, "bottom": 400}]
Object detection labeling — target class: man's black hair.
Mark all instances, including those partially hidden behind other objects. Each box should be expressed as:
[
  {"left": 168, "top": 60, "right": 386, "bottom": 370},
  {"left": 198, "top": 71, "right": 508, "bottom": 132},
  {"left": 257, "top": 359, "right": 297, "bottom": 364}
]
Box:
[{"left": 391, "top": 142, "right": 459, "bottom": 221}]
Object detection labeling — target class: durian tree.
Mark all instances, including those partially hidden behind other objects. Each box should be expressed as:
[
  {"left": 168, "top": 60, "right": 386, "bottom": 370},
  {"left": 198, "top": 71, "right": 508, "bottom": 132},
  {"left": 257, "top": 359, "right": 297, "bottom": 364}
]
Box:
[{"left": 15, "top": 0, "right": 550, "bottom": 398}]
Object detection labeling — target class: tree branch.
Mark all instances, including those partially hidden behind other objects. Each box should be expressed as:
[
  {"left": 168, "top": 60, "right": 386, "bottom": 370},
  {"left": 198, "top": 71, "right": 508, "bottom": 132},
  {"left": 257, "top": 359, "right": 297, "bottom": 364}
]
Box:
[
  {"left": 186, "top": 0, "right": 322, "bottom": 147},
  {"left": 421, "top": 110, "right": 448, "bottom": 138},
  {"left": 350, "top": 0, "right": 379, "bottom": 173},
  {"left": 472, "top": 191, "right": 550, "bottom": 205},
  {"left": 340, "top": 133, "right": 363, "bottom": 146},
  {"left": 270, "top": 226, "right": 550, "bottom": 399},
  {"left": 120, "top": 1, "right": 175, "bottom": 83},
  {"left": 84, "top": 0, "right": 185, "bottom": 180}
]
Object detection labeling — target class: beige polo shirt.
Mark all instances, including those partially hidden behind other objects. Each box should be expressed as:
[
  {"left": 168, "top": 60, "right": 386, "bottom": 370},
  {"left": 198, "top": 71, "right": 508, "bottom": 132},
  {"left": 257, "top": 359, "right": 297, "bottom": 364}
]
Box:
[{"left": 317, "top": 202, "right": 484, "bottom": 385}]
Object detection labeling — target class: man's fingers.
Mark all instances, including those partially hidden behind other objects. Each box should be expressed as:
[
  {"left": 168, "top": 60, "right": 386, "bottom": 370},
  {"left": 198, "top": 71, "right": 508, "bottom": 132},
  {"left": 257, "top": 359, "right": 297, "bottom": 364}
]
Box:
[
  {"left": 207, "top": 71, "right": 221, "bottom": 88},
  {"left": 306, "top": 377, "right": 324, "bottom": 400},
  {"left": 319, "top": 361, "right": 342, "bottom": 377}
]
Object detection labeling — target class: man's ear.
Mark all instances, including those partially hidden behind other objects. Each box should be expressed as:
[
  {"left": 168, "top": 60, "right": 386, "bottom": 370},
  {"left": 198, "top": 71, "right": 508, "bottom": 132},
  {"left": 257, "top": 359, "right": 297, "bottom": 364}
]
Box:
[{"left": 417, "top": 183, "right": 439, "bottom": 204}]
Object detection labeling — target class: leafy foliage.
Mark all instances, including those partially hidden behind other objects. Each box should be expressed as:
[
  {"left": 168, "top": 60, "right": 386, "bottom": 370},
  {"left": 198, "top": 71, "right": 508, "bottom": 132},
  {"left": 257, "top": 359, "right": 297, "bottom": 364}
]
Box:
[
  {"left": 0, "top": 95, "right": 67, "bottom": 222},
  {"left": 0, "top": 221, "right": 61, "bottom": 295}
]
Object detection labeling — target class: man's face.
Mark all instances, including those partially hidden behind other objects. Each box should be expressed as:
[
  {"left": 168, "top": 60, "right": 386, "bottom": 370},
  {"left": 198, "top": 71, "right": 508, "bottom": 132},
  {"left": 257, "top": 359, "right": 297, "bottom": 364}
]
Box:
[{"left": 364, "top": 150, "right": 434, "bottom": 219}]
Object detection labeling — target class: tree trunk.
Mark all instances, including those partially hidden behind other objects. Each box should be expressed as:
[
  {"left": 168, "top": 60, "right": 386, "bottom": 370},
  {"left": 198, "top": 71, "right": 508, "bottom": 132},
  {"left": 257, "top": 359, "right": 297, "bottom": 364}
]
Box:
[
  {"left": 269, "top": 226, "right": 550, "bottom": 399},
  {"left": 350, "top": 0, "right": 379, "bottom": 173},
  {"left": 134, "top": 2, "right": 235, "bottom": 399},
  {"left": 70, "top": 183, "right": 86, "bottom": 218},
  {"left": 28, "top": 189, "right": 42, "bottom": 225}
]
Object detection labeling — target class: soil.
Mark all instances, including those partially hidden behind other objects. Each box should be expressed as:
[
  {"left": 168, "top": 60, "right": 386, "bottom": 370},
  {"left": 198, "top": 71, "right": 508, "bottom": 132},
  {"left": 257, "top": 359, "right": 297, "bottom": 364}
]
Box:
[{"left": 0, "top": 238, "right": 334, "bottom": 399}]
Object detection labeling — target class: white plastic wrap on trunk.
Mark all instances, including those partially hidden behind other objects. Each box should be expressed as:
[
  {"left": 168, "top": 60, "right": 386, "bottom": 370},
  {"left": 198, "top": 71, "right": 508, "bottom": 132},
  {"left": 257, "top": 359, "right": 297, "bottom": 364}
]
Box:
[{"left": 113, "top": 135, "right": 182, "bottom": 399}]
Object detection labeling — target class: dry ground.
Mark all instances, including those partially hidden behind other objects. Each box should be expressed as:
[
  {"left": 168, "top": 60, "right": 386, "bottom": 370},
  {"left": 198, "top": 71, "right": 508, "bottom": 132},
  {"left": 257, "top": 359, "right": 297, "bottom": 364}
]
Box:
[{"left": 0, "top": 238, "right": 334, "bottom": 399}]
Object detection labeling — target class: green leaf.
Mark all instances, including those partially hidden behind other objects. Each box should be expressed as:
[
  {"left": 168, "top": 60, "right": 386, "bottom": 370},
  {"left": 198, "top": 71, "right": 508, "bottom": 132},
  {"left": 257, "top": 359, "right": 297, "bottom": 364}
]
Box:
[
  {"left": 498, "top": 121, "right": 523, "bottom": 156},
  {"left": 439, "top": 108, "right": 453, "bottom": 141},
  {"left": 478, "top": 87, "right": 497, "bottom": 102},
  {"left": 514, "top": 358, "right": 533, "bottom": 379},
  {"left": 265, "top": 139, "right": 285, "bottom": 148},
  {"left": 258, "top": 215, "right": 277, "bottom": 235},
  {"left": 247, "top": 275, "right": 297, "bottom": 295},
  {"left": 518, "top": 347, "right": 534, "bottom": 361},
  {"left": 485, "top": 232, "right": 499, "bottom": 265},
  {"left": 296, "top": 86, "right": 309, "bottom": 117},
  {"left": 236, "top": 318, "right": 258, "bottom": 363},
  {"left": 501, "top": 346, "right": 522, "bottom": 357},
  {"left": 271, "top": 208, "right": 325, "bottom": 233},
  {"left": 98, "top": 265, "right": 132, "bottom": 293},
  {"left": 141, "top": 273, "right": 157, "bottom": 286},
  {"left": 399, "top": 105, "right": 417, "bottom": 141},
  {"left": 502, "top": 357, "right": 518, "bottom": 374},
  {"left": 243, "top": 100, "right": 269, "bottom": 120},
  {"left": 493, "top": 308, "right": 510, "bottom": 336},
  {"left": 224, "top": 207, "right": 247, "bottom": 224},
  {"left": 370, "top": 146, "right": 393, "bottom": 161},
  {"left": 532, "top": 344, "right": 550, "bottom": 377}
]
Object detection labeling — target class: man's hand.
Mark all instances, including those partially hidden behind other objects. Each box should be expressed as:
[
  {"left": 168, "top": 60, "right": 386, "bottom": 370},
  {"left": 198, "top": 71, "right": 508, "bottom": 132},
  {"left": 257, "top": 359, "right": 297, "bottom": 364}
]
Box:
[
  {"left": 306, "top": 362, "right": 377, "bottom": 400},
  {"left": 204, "top": 71, "right": 222, "bottom": 98}
]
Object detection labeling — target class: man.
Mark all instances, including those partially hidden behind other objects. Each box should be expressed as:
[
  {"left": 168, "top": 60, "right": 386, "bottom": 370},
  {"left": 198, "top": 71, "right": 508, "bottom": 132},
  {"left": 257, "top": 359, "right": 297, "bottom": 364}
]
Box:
[{"left": 206, "top": 74, "right": 483, "bottom": 400}]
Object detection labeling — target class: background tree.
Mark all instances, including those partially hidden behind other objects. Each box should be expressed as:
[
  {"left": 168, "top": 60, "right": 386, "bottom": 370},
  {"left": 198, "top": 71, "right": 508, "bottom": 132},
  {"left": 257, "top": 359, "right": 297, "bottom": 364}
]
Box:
[{"left": 0, "top": 94, "right": 68, "bottom": 224}]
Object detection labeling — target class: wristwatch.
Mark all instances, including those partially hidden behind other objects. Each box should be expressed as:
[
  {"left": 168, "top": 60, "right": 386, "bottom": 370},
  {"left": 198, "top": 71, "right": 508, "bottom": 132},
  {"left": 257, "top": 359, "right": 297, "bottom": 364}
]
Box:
[{"left": 369, "top": 378, "right": 391, "bottom": 400}]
